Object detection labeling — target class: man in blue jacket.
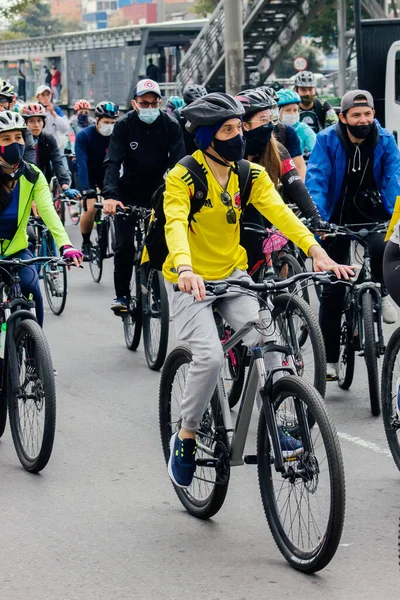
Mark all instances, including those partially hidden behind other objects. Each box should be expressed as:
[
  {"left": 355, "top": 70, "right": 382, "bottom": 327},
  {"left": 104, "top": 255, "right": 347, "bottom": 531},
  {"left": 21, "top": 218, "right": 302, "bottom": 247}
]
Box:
[{"left": 306, "top": 89, "right": 400, "bottom": 380}]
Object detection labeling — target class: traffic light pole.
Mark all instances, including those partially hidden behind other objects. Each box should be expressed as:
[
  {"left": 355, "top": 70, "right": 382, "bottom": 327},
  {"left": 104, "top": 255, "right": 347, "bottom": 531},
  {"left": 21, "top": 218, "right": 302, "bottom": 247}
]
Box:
[
  {"left": 337, "top": 0, "right": 347, "bottom": 96},
  {"left": 224, "top": 0, "right": 244, "bottom": 95}
]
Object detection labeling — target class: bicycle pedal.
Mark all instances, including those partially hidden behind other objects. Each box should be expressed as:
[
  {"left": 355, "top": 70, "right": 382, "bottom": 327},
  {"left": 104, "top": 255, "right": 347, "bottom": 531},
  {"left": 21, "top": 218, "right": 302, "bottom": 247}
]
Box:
[
  {"left": 244, "top": 455, "right": 257, "bottom": 464},
  {"left": 196, "top": 457, "right": 218, "bottom": 467}
]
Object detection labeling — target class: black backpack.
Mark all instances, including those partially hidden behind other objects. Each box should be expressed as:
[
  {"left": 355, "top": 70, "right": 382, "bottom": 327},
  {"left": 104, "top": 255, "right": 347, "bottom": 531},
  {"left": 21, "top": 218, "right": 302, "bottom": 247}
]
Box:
[{"left": 145, "top": 155, "right": 252, "bottom": 271}]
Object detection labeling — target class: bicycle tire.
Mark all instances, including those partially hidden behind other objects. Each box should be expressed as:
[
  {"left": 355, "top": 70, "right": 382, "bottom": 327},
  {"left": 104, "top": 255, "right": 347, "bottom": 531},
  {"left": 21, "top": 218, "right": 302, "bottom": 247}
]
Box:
[
  {"left": 89, "top": 224, "right": 103, "bottom": 283},
  {"left": 257, "top": 375, "right": 345, "bottom": 573},
  {"left": 273, "top": 253, "right": 310, "bottom": 304},
  {"left": 8, "top": 319, "right": 56, "bottom": 472},
  {"left": 124, "top": 266, "right": 142, "bottom": 351},
  {"left": 362, "top": 291, "right": 380, "bottom": 416},
  {"left": 224, "top": 342, "right": 246, "bottom": 409},
  {"left": 42, "top": 231, "right": 67, "bottom": 315},
  {"left": 272, "top": 293, "right": 326, "bottom": 397},
  {"left": 338, "top": 311, "right": 355, "bottom": 390},
  {"left": 381, "top": 327, "right": 400, "bottom": 470},
  {"left": 159, "top": 345, "right": 229, "bottom": 519},
  {"left": 142, "top": 268, "right": 169, "bottom": 371},
  {"left": 0, "top": 386, "right": 6, "bottom": 438}
]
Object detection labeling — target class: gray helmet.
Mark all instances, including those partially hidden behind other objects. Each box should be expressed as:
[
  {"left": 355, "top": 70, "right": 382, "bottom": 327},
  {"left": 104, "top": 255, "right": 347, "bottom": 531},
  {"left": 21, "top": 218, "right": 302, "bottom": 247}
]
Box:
[
  {"left": 0, "top": 110, "right": 27, "bottom": 132},
  {"left": 182, "top": 92, "right": 245, "bottom": 133},
  {"left": 294, "top": 71, "right": 317, "bottom": 88},
  {"left": 182, "top": 84, "right": 208, "bottom": 105}
]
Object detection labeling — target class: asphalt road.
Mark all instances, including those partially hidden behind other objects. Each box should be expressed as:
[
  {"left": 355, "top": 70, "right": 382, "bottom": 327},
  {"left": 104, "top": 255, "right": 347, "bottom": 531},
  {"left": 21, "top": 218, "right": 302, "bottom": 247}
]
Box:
[{"left": 0, "top": 222, "right": 398, "bottom": 600}]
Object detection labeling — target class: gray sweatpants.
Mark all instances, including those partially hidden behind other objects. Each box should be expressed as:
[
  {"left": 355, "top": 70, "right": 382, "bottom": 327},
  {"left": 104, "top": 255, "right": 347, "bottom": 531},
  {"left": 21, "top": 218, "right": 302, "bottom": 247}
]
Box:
[{"left": 165, "top": 269, "right": 260, "bottom": 432}]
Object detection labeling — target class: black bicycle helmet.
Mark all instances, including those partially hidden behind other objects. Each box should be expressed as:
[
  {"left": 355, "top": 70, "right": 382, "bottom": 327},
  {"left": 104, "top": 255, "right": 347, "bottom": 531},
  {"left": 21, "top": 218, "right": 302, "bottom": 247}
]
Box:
[
  {"left": 294, "top": 71, "right": 317, "bottom": 88},
  {"left": 182, "top": 92, "right": 245, "bottom": 133},
  {"left": 182, "top": 83, "right": 208, "bottom": 105},
  {"left": 95, "top": 101, "right": 119, "bottom": 118},
  {"left": 236, "top": 88, "right": 276, "bottom": 117}
]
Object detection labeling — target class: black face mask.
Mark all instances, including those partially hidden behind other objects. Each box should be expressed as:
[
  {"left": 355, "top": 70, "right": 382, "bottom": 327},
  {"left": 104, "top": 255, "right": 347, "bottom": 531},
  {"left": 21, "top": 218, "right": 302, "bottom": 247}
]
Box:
[
  {"left": 347, "top": 123, "right": 373, "bottom": 140},
  {"left": 212, "top": 133, "right": 246, "bottom": 162},
  {"left": 244, "top": 123, "right": 274, "bottom": 156}
]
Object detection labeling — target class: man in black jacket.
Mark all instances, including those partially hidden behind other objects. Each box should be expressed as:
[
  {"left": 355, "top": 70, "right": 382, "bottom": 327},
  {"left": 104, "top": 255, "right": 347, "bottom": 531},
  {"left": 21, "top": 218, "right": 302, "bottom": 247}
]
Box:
[
  {"left": 22, "top": 103, "right": 79, "bottom": 199},
  {"left": 102, "top": 78, "right": 185, "bottom": 311}
]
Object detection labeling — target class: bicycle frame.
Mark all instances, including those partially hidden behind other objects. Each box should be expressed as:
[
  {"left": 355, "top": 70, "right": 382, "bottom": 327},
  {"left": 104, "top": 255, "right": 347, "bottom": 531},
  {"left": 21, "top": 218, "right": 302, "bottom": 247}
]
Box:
[{"left": 197, "top": 315, "right": 306, "bottom": 473}]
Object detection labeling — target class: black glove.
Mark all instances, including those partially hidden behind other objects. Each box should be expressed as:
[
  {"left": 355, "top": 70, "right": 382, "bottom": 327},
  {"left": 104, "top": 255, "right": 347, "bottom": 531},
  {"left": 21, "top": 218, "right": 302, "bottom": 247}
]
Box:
[{"left": 309, "top": 216, "right": 330, "bottom": 232}]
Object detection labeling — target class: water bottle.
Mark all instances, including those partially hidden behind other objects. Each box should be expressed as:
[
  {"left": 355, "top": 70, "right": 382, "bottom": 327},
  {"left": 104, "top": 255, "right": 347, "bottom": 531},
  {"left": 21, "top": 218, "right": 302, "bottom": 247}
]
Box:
[{"left": 0, "top": 322, "right": 7, "bottom": 360}]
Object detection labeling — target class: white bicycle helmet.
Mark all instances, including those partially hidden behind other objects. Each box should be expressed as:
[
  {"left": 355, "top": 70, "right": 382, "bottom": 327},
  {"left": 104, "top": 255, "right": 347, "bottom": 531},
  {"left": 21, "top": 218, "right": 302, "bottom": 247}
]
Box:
[
  {"left": 0, "top": 80, "right": 15, "bottom": 100},
  {"left": 0, "top": 110, "right": 27, "bottom": 132},
  {"left": 294, "top": 71, "right": 317, "bottom": 88}
]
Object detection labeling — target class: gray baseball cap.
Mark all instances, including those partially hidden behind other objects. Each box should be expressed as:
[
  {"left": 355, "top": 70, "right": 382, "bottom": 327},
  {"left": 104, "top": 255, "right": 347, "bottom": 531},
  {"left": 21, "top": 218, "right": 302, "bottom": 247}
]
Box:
[{"left": 341, "top": 89, "right": 374, "bottom": 113}]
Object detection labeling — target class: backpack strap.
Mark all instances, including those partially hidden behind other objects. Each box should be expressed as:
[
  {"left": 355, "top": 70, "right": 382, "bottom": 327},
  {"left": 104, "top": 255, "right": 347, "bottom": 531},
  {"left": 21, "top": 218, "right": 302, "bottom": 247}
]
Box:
[
  {"left": 236, "top": 159, "right": 252, "bottom": 211},
  {"left": 313, "top": 98, "right": 326, "bottom": 129},
  {"left": 177, "top": 155, "right": 209, "bottom": 221}
]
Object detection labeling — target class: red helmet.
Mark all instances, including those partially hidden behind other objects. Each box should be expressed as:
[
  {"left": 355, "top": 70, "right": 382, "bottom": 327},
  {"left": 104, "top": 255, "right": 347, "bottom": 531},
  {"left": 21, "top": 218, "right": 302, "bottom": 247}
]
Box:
[
  {"left": 21, "top": 103, "right": 46, "bottom": 119},
  {"left": 74, "top": 99, "right": 91, "bottom": 111}
]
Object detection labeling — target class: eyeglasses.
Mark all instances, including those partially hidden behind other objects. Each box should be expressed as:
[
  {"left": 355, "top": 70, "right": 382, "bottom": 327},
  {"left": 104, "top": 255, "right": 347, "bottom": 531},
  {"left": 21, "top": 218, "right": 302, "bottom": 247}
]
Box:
[
  {"left": 137, "top": 100, "right": 161, "bottom": 108},
  {"left": 0, "top": 98, "right": 9, "bottom": 105},
  {"left": 220, "top": 191, "right": 237, "bottom": 224}
]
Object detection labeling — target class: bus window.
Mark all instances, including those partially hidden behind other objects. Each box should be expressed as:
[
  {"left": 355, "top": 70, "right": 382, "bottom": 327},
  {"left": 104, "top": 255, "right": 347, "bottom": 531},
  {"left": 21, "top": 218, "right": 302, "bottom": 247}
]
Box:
[{"left": 395, "top": 51, "right": 400, "bottom": 103}]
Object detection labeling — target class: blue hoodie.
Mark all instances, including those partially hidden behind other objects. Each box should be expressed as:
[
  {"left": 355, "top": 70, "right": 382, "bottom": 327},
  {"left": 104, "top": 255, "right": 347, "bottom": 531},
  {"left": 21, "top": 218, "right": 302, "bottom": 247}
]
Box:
[{"left": 305, "top": 120, "right": 400, "bottom": 220}]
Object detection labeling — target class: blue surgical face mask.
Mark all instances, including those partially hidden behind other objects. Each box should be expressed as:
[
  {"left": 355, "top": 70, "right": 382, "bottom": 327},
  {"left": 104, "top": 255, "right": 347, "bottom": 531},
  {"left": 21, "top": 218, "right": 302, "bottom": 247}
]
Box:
[{"left": 138, "top": 108, "right": 160, "bottom": 125}]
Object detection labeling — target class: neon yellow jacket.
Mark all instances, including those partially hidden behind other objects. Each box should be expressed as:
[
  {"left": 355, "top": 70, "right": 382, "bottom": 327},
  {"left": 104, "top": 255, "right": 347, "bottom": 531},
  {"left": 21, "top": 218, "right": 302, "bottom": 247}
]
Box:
[
  {"left": 0, "top": 162, "right": 71, "bottom": 257},
  {"left": 163, "top": 150, "right": 318, "bottom": 283}
]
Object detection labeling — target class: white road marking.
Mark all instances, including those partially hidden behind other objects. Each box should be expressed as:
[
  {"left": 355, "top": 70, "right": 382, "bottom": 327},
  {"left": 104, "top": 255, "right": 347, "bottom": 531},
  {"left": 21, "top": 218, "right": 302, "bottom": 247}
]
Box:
[{"left": 337, "top": 431, "right": 392, "bottom": 457}]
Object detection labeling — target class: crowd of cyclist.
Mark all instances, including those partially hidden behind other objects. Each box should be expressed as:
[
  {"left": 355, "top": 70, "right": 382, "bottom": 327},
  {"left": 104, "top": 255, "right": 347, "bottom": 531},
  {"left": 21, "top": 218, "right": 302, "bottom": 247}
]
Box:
[{"left": 0, "top": 69, "right": 400, "bottom": 488}]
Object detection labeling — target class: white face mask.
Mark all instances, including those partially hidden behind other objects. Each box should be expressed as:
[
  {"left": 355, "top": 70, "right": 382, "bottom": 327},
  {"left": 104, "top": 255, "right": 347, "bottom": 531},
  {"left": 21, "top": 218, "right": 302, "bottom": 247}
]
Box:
[
  {"left": 99, "top": 122, "right": 114, "bottom": 137},
  {"left": 281, "top": 112, "right": 300, "bottom": 127}
]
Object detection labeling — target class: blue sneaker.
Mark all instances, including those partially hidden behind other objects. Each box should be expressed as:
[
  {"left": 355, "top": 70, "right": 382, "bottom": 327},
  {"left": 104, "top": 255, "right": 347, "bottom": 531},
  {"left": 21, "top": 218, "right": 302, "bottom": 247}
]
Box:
[
  {"left": 278, "top": 427, "right": 304, "bottom": 459},
  {"left": 168, "top": 432, "right": 197, "bottom": 488},
  {"left": 111, "top": 296, "right": 128, "bottom": 312}
]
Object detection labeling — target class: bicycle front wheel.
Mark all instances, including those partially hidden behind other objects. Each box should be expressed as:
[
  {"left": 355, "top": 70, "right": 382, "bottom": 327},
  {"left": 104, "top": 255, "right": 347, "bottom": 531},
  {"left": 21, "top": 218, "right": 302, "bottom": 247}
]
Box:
[
  {"left": 273, "top": 253, "right": 310, "bottom": 304},
  {"left": 159, "top": 346, "right": 230, "bottom": 519},
  {"left": 338, "top": 311, "right": 355, "bottom": 390},
  {"left": 42, "top": 231, "right": 67, "bottom": 315},
  {"left": 0, "top": 386, "right": 6, "bottom": 438},
  {"left": 89, "top": 224, "right": 103, "bottom": 283},
  {"left": 8, "top": 319, "right": 56, "bottom": 472},
  {"left": 362, "top": 291, "right": 380, "bottom": 416},
  {"left": 381, "top": 327, "right": 400, "bottom": 470},
  {"left": 273, "top": 293, "right": 326, "bottom": 397},
  {"left": 124, "top": 265, "right": 142, "bottom": 350},
  {"left": 142, "top": 268, "right": 169, "bottom": 370},
  {"left": 257, "top": 375, "right": 345, "bottom": 573}
]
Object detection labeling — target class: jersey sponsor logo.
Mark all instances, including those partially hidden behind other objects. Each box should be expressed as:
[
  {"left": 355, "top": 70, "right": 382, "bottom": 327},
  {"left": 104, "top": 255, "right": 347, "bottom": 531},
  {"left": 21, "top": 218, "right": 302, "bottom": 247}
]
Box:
[
  {"left": 204, "top": 198, "right": 213, "bottom": 208},
  {"left": 233, "top": 191, "right": 241, "bottom": 208},
  {"left": 130, "top": 141, "right": 138, "bottom": 150}
]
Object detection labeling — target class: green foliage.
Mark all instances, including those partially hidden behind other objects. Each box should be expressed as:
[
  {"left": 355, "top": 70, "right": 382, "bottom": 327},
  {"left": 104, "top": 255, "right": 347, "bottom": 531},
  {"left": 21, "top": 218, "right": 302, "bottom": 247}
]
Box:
[
  {"left": 307, "top": 0, "right": 354, "bottom": 55},
  {"left": 0, "top": 0, "right": 37, "bottom": 22},
  {"left": 9, "top": 1, "right": 78, "bottom": 37},
  {"left": 191, "top": 0, "right": 219, "bottom": 17},
  {"left": 275, "top": 41, "right": 324, "bottom": 78}
]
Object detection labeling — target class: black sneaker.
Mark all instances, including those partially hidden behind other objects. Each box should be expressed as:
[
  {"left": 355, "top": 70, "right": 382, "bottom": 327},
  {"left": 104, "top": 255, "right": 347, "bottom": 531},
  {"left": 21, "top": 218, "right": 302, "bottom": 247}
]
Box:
[
  {"left": 81, "top": 242, "right": 92, "bottom": 262},
  {"left": 111, "top": 296, "right": 128, "bottom": 312}
]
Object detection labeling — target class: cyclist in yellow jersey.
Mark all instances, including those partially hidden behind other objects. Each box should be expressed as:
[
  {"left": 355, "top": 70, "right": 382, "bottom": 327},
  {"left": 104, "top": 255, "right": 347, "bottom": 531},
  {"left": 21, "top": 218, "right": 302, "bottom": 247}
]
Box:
[{"left": 163, "top": 92, "right": 354, "bottom": 488}]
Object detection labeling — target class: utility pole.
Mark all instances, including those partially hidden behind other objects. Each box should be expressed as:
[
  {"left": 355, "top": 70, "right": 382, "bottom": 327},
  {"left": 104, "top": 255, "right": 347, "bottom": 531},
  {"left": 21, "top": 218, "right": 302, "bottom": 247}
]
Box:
[
  {"left": 157, "top": 0, "right": 165, "bottom": 22},
  {"left": 223, "top": 0, "right": 244, "bottom": 95},
  {"left": 337, "top": 0, "right": 347, "bottom": 96}
]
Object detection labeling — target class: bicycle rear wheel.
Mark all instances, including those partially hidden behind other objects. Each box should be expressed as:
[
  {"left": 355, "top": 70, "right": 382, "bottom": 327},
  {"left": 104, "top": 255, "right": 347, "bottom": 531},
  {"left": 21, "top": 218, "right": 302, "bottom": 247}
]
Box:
[
  {"left": 362, "top": 291, "right": 380, "bottom": 416},
  {"left": 0, "top": 386, "right": 6, "bottom": 438},
  {"left": 8, "top": 319, "right": 56, "bottom": 472},
  {"left": 273, "top": 253, "right": 310, "bottom": 304},
  {"left": 381, "top": 327, "right": 400, "bottom": 470},
  {"left": 159, "top": 346, "right": 230, "bottom": 519},
  {"left": 272, "top": 293, "right": 326, "bottom": 397},
  {"left": 142, "top": 268, "right": 169, "bottom": 370},
  {"left": 42, "top": 231, "right": 67, "bottom": 315},
  {"left": 257, "top": 376, "right": 345, "bottom": 573},
  {"left": 124, "top": 265, "right": 142, "bottom": 350}
]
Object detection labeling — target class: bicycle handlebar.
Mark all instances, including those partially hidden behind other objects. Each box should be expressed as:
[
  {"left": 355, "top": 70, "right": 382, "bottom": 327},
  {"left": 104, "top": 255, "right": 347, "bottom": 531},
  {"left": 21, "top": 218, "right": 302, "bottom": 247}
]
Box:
[
  {"left": 0, "top": 256, "right": 72, "bottom": 268},
  {"left": 308, "top": 221, "right": 388, "bottom": 241},
  {"left": 93, "top": 203, "right": 150, "bottom": 218},
  {"left": 173, "top": 271, "right": 334, "bottom": 294}
]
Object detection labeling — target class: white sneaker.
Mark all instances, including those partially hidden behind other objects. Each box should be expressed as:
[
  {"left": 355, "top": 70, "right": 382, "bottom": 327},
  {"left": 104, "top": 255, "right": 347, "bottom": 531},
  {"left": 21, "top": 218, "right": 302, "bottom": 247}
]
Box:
[
  {"left": 382, "top": 297, "right": 397, "bottom": 324},
  {"left": 326, "top": 362, "right": 338, "bottom": 381}
]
